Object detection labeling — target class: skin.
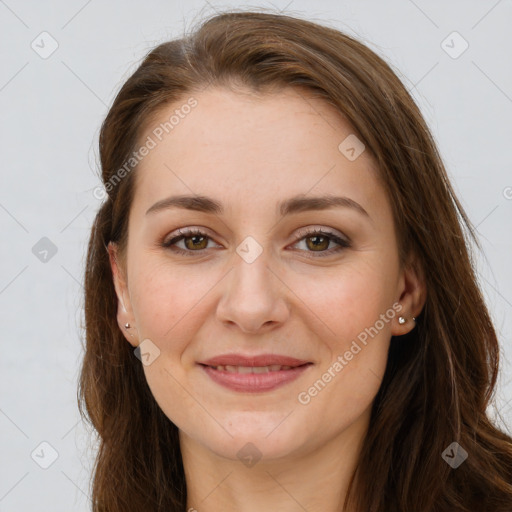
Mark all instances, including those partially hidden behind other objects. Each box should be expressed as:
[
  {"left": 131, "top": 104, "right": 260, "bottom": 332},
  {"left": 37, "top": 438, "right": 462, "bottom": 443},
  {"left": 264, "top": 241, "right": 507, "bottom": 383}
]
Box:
[{"left": 109, "top": 85, "right": 426, "bottom": 512}]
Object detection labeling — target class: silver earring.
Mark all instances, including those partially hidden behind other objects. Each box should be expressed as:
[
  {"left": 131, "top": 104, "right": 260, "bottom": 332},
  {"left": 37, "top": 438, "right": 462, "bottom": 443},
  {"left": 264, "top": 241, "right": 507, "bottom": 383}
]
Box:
[
  {"left": 124, "top": 323, "right": 131, "bottom": 329},
  {"left": 398, "top": 316, "right": 406, "bottom": 325}
]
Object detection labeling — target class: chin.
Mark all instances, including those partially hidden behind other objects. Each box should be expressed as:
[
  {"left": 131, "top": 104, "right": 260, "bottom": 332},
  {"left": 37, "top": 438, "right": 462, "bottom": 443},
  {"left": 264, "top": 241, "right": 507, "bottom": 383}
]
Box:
[{"left": 195, "top": 413, "right": 309, "bottom": 462}]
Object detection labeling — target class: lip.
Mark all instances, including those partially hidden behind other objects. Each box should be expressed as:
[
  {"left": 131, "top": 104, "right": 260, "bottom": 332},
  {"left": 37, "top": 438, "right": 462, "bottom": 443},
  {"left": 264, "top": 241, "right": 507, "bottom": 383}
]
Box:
[
  {"left": 200, "top": 354, "right": 310, "bottom": 367},
  {"left": 198, "top": 353, "right": 313, "bottom": 393}
]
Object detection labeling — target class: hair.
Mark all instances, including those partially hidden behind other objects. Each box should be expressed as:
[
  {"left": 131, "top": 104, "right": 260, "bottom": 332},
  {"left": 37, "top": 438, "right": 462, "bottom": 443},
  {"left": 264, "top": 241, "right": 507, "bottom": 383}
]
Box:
[{"left": 79, "top": 9, "right": 512, "bottom": 511}]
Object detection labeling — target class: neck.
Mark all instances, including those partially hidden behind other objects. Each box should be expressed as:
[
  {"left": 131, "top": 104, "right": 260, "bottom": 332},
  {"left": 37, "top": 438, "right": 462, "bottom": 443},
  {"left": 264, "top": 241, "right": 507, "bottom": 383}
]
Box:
[{"left": 180, "top": 410, "right": 369, "bottom": 512}]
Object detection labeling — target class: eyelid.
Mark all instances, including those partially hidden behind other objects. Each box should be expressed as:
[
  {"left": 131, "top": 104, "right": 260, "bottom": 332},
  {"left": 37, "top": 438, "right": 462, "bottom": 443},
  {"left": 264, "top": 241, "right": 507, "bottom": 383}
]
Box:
[
  {"left": 293, "top": 225, "right": 349, "bottom": 243},
  {"left": 162, "top": 227, "right": 220, "bottom": 250}
]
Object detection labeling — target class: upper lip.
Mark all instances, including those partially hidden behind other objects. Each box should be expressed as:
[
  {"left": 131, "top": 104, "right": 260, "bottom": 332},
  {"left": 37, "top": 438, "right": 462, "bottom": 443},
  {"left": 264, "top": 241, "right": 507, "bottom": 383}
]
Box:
[{"left": 199, "top": 354, "right": 311, "bottom": 367}]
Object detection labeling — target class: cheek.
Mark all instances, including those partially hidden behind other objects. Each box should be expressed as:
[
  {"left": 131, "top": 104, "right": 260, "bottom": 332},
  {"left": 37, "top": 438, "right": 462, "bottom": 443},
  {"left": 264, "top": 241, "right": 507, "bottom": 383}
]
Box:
[
  {"left": 297, "top": 259, "right": 397, "bottom": 350},
  {"left": 129, "top": 259, "right": 214, "bottom": 342},
  {"left": 296, "top": 275, "right": 394, "bottom": 437},
  {"left": 127, "top": 261, "right": 211, "bottom": 429},
  {"left": 294, "top": 259, "right": 395, "bottom": 408}
]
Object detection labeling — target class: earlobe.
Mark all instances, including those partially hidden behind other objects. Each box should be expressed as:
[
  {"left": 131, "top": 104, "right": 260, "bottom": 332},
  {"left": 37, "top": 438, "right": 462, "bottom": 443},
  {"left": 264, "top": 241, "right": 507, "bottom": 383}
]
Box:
[{"left": 392, "top": 254, "right": 426, "bottom": 336}]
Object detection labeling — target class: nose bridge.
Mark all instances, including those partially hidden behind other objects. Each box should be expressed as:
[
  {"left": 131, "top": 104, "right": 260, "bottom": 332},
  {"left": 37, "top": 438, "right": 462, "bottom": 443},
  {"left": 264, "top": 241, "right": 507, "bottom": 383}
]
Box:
[
  {"left": 230, "top": 239, "right": 276, "bottom": 305},
  {"left": 233, "top": 243, "right": 272, "bottom": 293},
  {"left": 216, "top": 237, "right": 289, "bottom": 332}
]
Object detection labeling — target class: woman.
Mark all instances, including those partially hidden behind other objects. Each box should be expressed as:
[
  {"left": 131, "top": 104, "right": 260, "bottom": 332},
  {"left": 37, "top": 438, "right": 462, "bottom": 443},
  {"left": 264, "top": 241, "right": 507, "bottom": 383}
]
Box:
[{"left": 79, "top": 10, "right": 512, "bottom": 511}]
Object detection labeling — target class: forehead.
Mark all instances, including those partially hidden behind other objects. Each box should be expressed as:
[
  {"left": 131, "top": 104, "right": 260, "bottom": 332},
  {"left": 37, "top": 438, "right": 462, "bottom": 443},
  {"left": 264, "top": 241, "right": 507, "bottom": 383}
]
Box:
[{"left": 131, "top": 86, "right": 386, "bottom": 219}]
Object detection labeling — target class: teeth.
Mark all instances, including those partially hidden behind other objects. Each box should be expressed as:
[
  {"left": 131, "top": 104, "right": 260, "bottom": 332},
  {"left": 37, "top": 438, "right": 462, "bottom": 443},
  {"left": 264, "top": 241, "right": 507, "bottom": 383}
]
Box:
[
  {"left": 251, "top": 366, "right": 270, "bottom": 374},
  {"left": 211, "top": 365, "right": 293, "bottom": 373}
]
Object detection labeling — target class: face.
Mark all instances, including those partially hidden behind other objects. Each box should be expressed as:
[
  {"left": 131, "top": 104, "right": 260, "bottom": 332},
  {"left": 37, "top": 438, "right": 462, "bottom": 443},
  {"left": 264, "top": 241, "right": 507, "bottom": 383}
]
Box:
[{"left": 110, "top": 86, "right": 423, "bottom": 463}]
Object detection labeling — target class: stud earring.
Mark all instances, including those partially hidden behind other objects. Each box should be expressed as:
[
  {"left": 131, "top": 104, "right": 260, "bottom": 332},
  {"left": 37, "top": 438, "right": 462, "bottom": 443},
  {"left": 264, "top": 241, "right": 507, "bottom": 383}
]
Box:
[
  {"left": 398, "top": 316, "right": 406, "bottom": 325},
  {"left": 124, "top": 323, "right": 131, "bottom": 329}
]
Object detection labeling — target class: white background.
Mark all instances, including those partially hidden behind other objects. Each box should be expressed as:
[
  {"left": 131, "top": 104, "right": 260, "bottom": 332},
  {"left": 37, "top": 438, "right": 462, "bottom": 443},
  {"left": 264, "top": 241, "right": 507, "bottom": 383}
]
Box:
[{"left": 0, "top": 0, "right": 511, "bottom": 510}]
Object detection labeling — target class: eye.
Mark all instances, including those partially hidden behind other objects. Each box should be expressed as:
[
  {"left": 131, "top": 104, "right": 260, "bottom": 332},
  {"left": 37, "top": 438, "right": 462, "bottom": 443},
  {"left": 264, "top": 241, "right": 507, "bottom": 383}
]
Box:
[
  {"left": 162, "top": 228, "right": 220, "bottom": 256},
  {"left": 161, "top": 227, "right": 350, "bottom": 257},
  {"left": 290, "top": 227, "right": 351, "bottom": 258}
]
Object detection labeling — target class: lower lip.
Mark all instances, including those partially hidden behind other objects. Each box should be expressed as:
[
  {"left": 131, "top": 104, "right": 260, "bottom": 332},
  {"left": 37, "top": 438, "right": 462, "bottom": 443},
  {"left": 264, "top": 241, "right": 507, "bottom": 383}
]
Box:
[{"left": 200, "top": 364, "right": 312, "bottom": 392}]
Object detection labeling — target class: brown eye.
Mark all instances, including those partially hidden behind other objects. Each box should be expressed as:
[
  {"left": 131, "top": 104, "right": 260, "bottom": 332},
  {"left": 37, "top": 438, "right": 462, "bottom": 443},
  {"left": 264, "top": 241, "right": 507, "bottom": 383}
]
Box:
[
  {"left": 163, "top": 227, "right": 350, "bottom": 258},
  {"left": 162, "top": 228, "right": 218, "bottom": 256},
  {"left": 292, "top": 229, "right": 351, "bottom": 258},
  {"left": 183, "top": 234, "right": 208, "bottom": 250},
  {"left": 305, "top": 234, "right": 330, "bottom": 251}
]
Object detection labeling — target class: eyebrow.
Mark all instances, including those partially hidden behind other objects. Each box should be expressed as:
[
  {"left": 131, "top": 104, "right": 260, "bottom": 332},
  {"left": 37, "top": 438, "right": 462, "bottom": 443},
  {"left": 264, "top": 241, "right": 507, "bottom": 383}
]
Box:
[{"left": 145, "top": 194, "right": 370, "bottom": 218}]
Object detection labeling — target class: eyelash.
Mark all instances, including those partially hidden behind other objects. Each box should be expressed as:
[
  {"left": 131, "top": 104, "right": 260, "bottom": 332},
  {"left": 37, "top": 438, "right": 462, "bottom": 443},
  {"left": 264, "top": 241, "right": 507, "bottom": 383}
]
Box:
[{"left": 161, "top": 227, "right": 351, "bottom": 258}]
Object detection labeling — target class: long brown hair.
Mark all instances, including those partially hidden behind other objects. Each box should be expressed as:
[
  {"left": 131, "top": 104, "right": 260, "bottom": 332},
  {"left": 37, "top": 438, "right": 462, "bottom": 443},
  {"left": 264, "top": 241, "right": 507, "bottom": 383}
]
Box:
[{"left": 79, "top": 9, "right": 512, "bottom": 511}]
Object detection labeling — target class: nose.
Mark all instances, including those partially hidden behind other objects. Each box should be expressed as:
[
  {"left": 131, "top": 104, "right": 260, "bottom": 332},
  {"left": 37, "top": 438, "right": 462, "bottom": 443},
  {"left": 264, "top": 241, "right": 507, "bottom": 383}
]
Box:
[{"left": 216, "top": 248, "right": 290, "bottom": 334}]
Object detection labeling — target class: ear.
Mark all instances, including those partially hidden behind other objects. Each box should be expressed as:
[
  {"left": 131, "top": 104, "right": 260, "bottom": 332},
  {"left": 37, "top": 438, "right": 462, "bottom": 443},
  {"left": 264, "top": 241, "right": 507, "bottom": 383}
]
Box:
[
  {"left": 108, "top": 242, "right": 138, "bottom": 347},
  {"left": 391, "top": 252, "right": 427, "bottom": 336}
]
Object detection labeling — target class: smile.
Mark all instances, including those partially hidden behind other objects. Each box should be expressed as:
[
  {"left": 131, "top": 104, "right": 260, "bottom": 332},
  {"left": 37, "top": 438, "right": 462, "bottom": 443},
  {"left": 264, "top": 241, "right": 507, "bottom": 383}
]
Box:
[{"left": 199, "top": 362, "right": 313, "bottom": 392}]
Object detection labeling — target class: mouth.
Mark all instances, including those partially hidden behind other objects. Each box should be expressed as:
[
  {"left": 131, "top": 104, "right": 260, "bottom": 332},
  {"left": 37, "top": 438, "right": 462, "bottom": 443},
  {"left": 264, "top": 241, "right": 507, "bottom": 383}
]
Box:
[
  {"left": 199, "top": 363, "right": 310, "bottom": 373},
  {"left": 197, "top": 355, "right": 313, "bottom": 392}
]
